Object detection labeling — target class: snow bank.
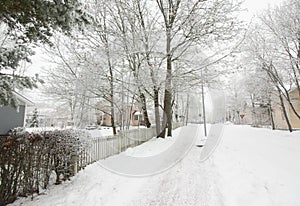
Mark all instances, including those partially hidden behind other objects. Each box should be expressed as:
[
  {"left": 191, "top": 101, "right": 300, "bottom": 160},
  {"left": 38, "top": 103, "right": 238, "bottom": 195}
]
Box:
[
  {"left": 25, "top": 127, "right": 61, "bottom": 132},
  {"left": 124, "top": 127, "right": 181, "bottom": 157},
  {"left": 25, "top": 127, "right": 114, "bottom": 138}
]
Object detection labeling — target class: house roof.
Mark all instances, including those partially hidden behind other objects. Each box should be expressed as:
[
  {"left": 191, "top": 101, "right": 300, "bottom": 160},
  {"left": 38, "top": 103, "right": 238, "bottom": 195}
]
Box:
[
  {"left": 13, "top": 91, "right": 34, "bottom": 106},
  {"left": 134, "top": 111, "right": 141, "bottom": 115}
]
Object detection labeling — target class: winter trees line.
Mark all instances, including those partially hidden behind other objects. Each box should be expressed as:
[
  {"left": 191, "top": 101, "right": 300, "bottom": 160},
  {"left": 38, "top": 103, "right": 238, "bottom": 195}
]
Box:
[
  {"left": 229, "top": 0, "right": 300, "bottom": 131},
  {"left": 41, "top": 0, "right": 242, "bottom": 137}
]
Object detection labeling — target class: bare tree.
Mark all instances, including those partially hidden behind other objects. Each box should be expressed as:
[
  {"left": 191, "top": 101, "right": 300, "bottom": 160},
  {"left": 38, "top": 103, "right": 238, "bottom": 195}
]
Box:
[
  {"left": 43, "top": 36, "right": 93, "bottom": 128},
  {"left": 107, "top": 0, "right": 153, "bottom": 128},
  {"left": 41, "top": 0, "right": 243, "bottom": 136},
  {"left": 124, "top": 0, "right": 165, "bottom": 134},
  {"left": 245, "top": 16, "right": 300, "bottom": 131},
  {"left": 155, "top": 0, "right": 242, "bottom": 137},
  {"left": 260, "top": 0, "right": 300, "bottom": 96}
]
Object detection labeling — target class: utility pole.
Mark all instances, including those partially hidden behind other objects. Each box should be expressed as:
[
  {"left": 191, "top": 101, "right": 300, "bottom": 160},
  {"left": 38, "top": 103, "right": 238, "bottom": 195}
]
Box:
[
  {"left": 201, "top": 69, "right": 207, "bottom": 137},
  {"left": 186, "top": 94, "right": 190, "bottom": 126}
]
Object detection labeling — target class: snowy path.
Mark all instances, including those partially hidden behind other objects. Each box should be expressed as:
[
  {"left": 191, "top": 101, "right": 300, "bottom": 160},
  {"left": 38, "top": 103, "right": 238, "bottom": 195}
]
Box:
[
  {"left": 127, "top": 143, "right": 221, "bottom": 206},
  {"left": 11, "top": 124, "right": 300, "bottom": 206}
]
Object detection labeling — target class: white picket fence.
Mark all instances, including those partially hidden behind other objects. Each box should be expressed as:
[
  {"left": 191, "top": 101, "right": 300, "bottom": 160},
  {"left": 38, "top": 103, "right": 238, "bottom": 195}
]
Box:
[
  {"left": 91, "top": 126, "right": 156, "bottom": 161},
  {"left": 76, "top": 122, "right": 182, "bottom": 172}
]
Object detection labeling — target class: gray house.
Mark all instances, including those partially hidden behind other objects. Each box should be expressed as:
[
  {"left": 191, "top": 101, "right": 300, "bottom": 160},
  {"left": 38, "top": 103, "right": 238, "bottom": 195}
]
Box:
[{"left": 0, "top": 92, "right": 34, "bottom": 135}]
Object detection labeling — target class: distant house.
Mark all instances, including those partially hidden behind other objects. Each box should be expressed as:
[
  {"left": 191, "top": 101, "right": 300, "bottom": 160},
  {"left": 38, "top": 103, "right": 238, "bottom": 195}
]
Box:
[
  {"left": 0, "top": 92, "right": 34, "bottom": 135},
  {"left": 131, "top": 110, "right": 144, "bottom": 126},
  {"left": 95, "top": 102, "right": 145, "bottom": 127},
  {"left": 273, "top": 88, "right": 300, "bottom": 130},
  {"left": 95, "top": 102, "right": 113, "bottom": 126}
]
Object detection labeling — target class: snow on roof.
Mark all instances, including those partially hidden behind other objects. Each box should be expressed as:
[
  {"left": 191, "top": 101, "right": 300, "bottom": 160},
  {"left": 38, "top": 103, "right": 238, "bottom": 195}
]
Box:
[
  {"left": 134, "top": 111, "right": 141, "bottom": 115},
  {"left": 13, "top": 91, "right": 34, "bottom": 106}
]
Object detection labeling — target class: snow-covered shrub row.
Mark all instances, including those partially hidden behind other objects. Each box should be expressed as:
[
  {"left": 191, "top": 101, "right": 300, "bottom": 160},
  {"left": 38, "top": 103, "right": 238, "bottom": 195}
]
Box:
[{"left": 0, "top": 129, "right": 91, "bottom": 205}]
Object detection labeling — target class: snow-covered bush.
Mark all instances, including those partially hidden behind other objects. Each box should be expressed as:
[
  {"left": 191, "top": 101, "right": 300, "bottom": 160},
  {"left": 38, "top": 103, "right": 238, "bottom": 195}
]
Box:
[{"left": 0, "top": 129, "right": 91, "bottom": 205}]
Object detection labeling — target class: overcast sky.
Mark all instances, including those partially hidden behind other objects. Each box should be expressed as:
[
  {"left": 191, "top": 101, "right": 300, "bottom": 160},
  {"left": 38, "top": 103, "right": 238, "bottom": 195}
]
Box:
[
  {"left": 244, "top": 0, "right": 283, "bottom": 11},
  {"left": 242, "top": 0, "right": 284, "bottom": 19}
]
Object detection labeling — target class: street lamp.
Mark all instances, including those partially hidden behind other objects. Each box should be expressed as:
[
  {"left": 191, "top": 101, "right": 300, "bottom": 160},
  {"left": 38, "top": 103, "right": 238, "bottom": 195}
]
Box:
[{"left": 201, "top": 68, "right": 207, "bottom": 137}]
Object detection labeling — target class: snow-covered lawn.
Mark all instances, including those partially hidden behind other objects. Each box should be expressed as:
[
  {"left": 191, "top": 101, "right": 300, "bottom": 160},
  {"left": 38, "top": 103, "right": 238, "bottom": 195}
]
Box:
[
  {"left": 12, "top": 125, "right": 300, "bottom": 206},
  {"left": 87, "top": 126, "right": 148, "bottom": 138},
  {"left": 85, "top": 127, "right": 113, "bottom": 138}
]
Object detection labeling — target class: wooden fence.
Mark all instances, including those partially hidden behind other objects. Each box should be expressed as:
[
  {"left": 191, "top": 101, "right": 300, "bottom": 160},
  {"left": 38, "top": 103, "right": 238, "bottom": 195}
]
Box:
[{"left": 76, "top": 122, "right": 183, "bottom": 172}]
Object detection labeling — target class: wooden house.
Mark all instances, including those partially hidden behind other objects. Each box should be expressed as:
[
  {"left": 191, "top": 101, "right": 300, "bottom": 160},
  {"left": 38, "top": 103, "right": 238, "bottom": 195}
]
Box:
[
  {"left": 273, "top": 88, "right": 300, "bottom": 130},
  {"left": 0, "top": 92, "right": 34, "bottom": 134}
]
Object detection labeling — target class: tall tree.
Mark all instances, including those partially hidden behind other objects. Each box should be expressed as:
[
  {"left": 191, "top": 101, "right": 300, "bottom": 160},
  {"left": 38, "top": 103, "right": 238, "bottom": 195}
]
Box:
[
  {"left": 247, "top": 23, "right": 300, "bottom": 122},
  {"left": 155, "top": 0, "right": 242, "bottom": 137},
  {"left": 0, "top": 0, "right": 88, "bottom": 107},
  {"left": 109, "top": 0, "right": 153, "bottom": 128},
  {"left": 29, "top": 108, "right": 39, "bottom": 128},
  {"left": 260, "top": 0, "right": 300, "bottom": 96}
]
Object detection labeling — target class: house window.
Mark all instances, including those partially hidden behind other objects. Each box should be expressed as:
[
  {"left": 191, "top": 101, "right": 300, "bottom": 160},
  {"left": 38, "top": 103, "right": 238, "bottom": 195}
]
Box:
[{"left": 134, "top": 115, "right": 139, "bottom": 121}]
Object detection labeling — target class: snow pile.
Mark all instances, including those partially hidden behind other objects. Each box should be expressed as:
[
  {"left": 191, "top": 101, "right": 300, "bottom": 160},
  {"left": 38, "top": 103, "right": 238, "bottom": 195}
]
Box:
[
  {"left": 26, "top": 127, "right": 114, "bottom": 138},
  {"left": 25, "top": 127, "right": 61, "bottom": 132},
  {"left": 125, "top": 128, "right": 181, "bottom": 157}
]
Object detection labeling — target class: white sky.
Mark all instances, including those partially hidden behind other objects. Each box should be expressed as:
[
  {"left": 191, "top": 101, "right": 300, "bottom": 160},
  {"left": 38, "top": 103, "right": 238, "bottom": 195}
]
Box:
[
  {"left": 242, "top": 0, "right": 284, "bottom": 20},
  {"left": 244, "top": 0, "right": 284, "bottom": 12}
]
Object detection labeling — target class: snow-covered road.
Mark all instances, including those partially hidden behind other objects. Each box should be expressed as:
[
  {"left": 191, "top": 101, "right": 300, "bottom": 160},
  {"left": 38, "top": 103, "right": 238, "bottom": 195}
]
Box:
[{"left": 12, "top": 124, "right": 300, "bottom": 206}]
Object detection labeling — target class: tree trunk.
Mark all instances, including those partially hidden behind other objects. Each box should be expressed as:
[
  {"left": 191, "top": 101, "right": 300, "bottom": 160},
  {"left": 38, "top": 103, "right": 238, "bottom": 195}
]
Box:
[
  {"left": 154, "top": 87, "right": 160, "bottom": 136},
  {"left": 278, "top": 88, "right": 293, "bottom": 132},
  {"left": 294, "top": 43, "right": 300, "bottom": 96},
  {"left": 78, "top": 92, "right": 87, "bottom": 128},
  {"left": 158, "top": 27, "right": 173, "bottom": 138},
  {"left": 107, "top": 53, "right": 117, "bottom": 135},
  {"left": 157, "top": 108, "right": 167, "bottom": 138},
  {"left": 250, "top": 94, "right": 257, "bottom": 127},
  {"left": 139, "top": 91, "right": 151, "bottom": 128},
  {"left": 268, "top": 102, "right": 275, "bottom": 130},
  {"left": 281, "top": 87, "right": 300, "bottom": 120},
  {"left": 269, "top": 64, "right": 300, "bottom": 120},
  {"left": 109, "top": 67, "right": 117, "bottom": 135},
  {"left": 158, "top": 63, "right": 172, "bottom": 137},
  {"left": 110, "top": 98, "right": 117, "bottom": 135}
]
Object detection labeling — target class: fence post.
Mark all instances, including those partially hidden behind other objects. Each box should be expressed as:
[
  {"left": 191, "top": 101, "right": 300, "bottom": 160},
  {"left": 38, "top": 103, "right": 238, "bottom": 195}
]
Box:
[{"left": 71, "top": 154, "right": 78, "bottom": 175}]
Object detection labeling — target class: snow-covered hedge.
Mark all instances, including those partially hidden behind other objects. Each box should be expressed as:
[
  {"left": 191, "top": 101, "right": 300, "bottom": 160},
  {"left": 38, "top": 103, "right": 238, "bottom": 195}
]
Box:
[{"left": 0, "top": 129, "right": 91, "bottom": 205}]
